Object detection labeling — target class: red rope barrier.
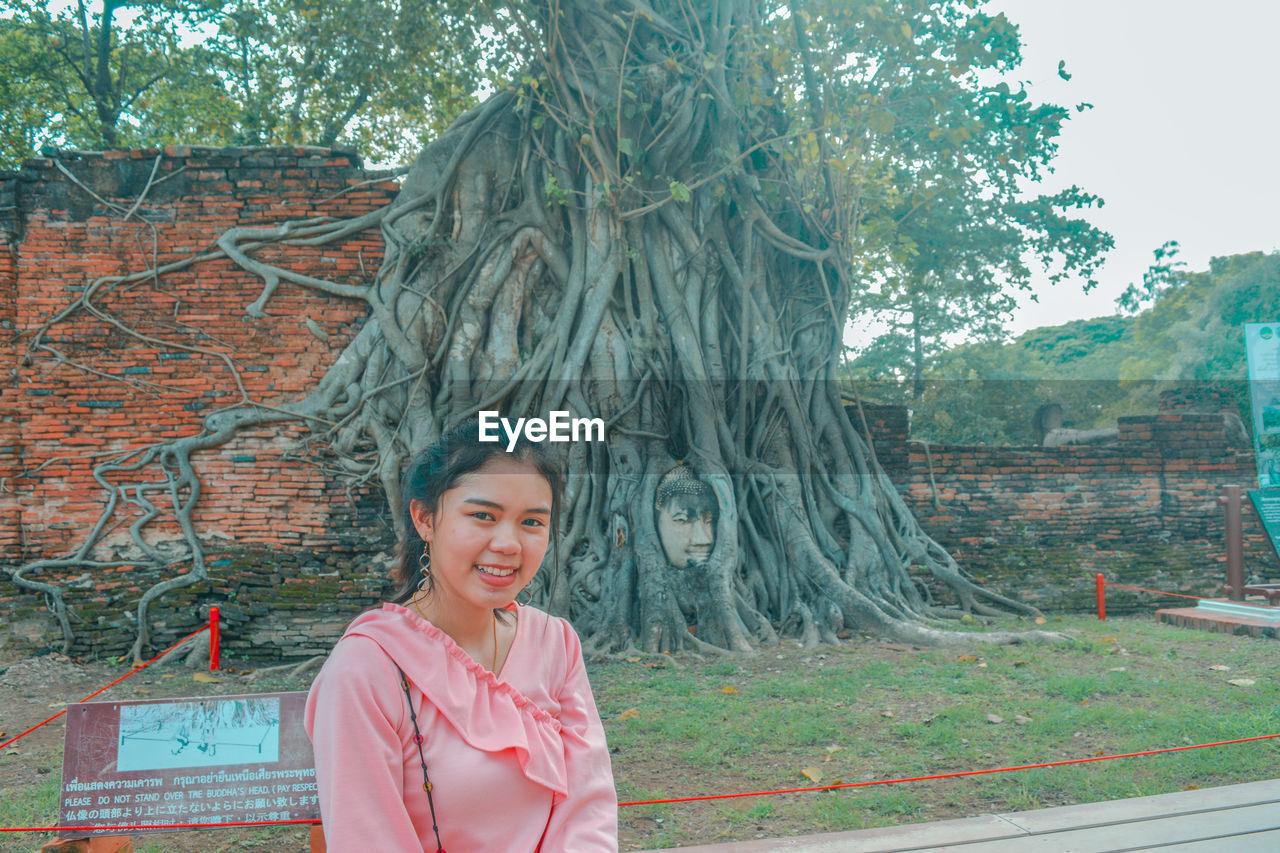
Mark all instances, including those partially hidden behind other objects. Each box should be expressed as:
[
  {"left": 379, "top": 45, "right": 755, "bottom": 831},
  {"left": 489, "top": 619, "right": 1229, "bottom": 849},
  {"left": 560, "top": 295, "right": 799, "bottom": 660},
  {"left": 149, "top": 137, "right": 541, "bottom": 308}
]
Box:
[
  {"left": 0, "top": 624, "right": 209, "bottom": 752},
  {"left": 4, "top": 732, "right": 1277, "bottom": 832},
  {"left": 1103, "top": 582, "right": 1203, "bottom": 601},
  {"left": 0, "top": 819, "right": 320, "bottom": 833},
  {"left": 616, "top": 732, "right": 1280, "bottom": 806}
]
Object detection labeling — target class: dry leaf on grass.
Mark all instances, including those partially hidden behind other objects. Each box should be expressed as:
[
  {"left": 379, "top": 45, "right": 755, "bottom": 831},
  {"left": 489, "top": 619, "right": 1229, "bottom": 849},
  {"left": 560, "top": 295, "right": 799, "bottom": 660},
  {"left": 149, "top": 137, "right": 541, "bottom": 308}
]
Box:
[
  {"left": 721, "top": 686, "right": 738, "bottom": 695},
  {"left": 1209, "top": 665, "right": 1231, "bottom": 672},
  {"left": 192, "top": 672, "right": 220, "bottom": 683},
  {"left": 986, "top": 714, "right": 1003, "bottom": 724},
  {"left": 618, "top": 707, "right": 640, "bottom": 720},
  {"left": 1227, "top": 678, "right": 1256, "bottom": 687},
  {"left": 956, "top": 655, "right": 978, "bottom": 663},
  {"left": 626, "top": 657, "right": 642, "bottom": 663},
  {"left": 1109, "top": 667, "right": 1127, "bottom": 672},
  {"left": 1014, "top": 715, "right": 1032, "bottom": 725},
  {"left": 800, "top": 767, "right": 822, "bottom": 783}
]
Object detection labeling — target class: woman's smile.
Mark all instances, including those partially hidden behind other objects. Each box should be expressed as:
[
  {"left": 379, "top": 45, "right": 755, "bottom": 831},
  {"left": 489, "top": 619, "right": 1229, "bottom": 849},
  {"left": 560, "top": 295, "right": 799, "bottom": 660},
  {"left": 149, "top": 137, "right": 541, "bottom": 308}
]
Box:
[{"left": 410, "top": 454, "right": 553, "bottom": 616}]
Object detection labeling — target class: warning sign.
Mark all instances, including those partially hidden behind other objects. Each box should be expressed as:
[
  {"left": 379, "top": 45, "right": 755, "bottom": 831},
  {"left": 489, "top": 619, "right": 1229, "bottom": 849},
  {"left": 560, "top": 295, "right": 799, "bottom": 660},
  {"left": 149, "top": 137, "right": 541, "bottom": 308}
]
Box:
[{"left": 60, "top": 692, "right": 317, "bottom": 834}]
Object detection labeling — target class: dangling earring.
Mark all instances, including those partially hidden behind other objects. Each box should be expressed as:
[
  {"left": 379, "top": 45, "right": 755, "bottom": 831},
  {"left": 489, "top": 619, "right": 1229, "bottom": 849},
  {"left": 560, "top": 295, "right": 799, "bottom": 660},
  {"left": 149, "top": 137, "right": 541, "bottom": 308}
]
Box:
[
  {"left": 516, "top": 587, "right": 533, "bottom": 606},
  {"left": 416, "top": 543, "right": 432, "bottom": 593}
]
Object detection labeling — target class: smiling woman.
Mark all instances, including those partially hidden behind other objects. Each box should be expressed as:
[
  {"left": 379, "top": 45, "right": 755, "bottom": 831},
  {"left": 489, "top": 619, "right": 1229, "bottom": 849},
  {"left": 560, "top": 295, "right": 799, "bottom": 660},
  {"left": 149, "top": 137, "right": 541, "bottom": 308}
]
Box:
[{"left": 304, "top": 419, "right": 618, "bottom": 852}]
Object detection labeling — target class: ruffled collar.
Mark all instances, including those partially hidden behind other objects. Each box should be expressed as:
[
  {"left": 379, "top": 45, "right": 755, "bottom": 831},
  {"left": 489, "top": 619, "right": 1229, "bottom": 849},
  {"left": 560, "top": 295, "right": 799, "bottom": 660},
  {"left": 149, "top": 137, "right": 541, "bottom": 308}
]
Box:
[{"left": 340, "top": 603, "right": 568, "bottom": 796}]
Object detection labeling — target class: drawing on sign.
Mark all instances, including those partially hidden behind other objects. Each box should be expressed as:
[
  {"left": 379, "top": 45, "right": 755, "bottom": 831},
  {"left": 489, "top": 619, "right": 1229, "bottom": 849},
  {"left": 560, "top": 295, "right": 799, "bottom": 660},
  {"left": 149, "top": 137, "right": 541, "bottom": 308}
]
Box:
[{"left": 117, "top": 697, "right": 280, "bottom": 771}]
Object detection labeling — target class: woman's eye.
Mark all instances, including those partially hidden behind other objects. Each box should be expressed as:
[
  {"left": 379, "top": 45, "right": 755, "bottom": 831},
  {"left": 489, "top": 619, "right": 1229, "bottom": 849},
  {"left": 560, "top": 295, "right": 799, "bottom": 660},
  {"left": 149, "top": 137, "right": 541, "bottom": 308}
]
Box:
[
  {"left": 522, "top": 517, "right": 546, "bottom": 528},
  {"left": 470, "top": 511, "right": 495, "bottom": 521}
]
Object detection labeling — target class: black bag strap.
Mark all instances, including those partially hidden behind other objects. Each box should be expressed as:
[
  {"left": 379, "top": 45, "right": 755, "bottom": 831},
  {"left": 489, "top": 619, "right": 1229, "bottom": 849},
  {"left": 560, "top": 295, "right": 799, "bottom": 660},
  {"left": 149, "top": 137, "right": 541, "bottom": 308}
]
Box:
[{"left": 396, "top": 664, "right": 445, "bottom": 853}]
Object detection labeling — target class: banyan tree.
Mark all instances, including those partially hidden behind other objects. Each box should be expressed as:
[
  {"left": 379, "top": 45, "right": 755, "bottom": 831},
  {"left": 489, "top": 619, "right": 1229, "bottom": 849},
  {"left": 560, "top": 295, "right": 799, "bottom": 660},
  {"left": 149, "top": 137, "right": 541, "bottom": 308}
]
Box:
[{"left": 17, "top": 0, "right": 1096, "bottom": 659}]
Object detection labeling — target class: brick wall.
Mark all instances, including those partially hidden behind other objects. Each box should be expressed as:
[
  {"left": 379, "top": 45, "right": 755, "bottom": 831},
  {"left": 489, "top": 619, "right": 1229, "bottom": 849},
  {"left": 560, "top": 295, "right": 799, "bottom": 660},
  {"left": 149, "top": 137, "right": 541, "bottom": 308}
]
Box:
[
  {"left": 1, "top": 148, "right": 1273, "bottom": 660},
  {"left": 0, "top": 147, "right": 399, "bottom": 659},
  {"left": 883, "top": 412, "right": 1269, "bottom": 614}
]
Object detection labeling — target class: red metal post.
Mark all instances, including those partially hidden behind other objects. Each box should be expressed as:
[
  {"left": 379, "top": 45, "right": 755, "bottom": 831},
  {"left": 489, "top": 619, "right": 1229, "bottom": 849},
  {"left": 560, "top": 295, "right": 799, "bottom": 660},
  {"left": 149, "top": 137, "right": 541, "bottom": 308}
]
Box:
[
  {"left": 209, "top": 606, "right": 221, "bottom": 671},
  {"left": 1095, "top": 573, "right": 1106, "bottom": 620},
  {"left": 1220, "top": 485, "right": 1244, "bottom": 601}
]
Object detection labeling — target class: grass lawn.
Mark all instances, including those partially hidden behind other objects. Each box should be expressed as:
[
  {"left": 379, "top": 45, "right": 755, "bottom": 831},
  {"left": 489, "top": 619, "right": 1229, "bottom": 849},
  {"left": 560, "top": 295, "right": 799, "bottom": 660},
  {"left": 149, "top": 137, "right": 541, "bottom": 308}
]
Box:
[
  {"left": 594, "top": 614, "right": 1280, "bottom": 850},
  {"left": 2, "top": 613, "right": 1278, "bottom": 852}
]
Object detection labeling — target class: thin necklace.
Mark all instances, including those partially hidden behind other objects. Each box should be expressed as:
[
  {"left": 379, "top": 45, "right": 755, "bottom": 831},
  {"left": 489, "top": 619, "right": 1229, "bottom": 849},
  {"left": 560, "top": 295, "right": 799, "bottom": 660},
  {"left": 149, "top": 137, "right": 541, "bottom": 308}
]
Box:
[{"left": 491, "top": 611, "right": 498, "bottom": 673}]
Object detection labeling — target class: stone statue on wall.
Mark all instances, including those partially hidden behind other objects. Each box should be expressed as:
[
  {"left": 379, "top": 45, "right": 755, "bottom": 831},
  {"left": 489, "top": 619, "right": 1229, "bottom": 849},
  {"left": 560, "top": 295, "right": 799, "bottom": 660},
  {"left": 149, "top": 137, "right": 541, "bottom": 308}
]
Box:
[
  {"left": 654, "top": 465, "right": 717, "bottom": 568},
  {"left": 1034, "top": 401, "right": 1118, "bottom": 447}
]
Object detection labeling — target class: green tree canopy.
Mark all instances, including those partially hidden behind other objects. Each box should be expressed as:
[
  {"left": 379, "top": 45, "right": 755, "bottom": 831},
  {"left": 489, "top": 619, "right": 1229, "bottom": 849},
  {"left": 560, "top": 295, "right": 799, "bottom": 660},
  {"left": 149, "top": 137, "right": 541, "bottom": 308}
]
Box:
[
  {"left": 896, "top": 250, "right": 1280, "bottom": 444},
  {"left": 0, "top": 0, "right": 501, "bottom": 168},
  {"left": 841, "top": 7, "right": 1112, "bottom": 399}
]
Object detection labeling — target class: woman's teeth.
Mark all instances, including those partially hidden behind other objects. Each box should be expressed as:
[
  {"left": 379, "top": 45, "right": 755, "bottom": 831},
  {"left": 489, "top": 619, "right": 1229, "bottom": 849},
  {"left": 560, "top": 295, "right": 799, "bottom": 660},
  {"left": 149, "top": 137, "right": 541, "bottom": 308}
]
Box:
[{"left": 477, "top": 565, "right": 516, "bottom": 576}]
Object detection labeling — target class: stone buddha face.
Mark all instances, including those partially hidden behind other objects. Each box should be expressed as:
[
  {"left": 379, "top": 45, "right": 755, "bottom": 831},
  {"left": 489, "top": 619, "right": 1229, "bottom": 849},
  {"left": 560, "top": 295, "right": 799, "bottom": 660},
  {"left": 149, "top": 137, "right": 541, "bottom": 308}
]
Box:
[{"left": 654, "top": 466, "right": 717, "bottom": 568}]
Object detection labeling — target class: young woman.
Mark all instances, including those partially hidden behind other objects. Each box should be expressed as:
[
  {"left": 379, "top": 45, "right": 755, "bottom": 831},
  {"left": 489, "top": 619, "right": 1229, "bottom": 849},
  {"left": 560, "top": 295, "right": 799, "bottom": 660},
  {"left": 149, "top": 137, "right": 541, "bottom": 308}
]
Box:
[{"left": 305, "top": 420, "right": 618, "bottom": 851}]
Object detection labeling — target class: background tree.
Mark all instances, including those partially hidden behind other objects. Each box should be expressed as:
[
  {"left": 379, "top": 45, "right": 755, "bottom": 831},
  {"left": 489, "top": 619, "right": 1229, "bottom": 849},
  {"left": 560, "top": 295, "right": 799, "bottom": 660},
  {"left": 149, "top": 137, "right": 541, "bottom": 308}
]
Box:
[
  {"left": 191, "top": 0, "right": 498, "bottom": 160},
  {"left": 0, "top": 15, "right": 70, "bottom": 166},
  {"left": 899, "top": 250, "right": 1280, "bottom": 444},
  {"left": 19, "top": 0, "right": 1091, "bottom": 659},
  {"left": 0, "top": 0, "right": 222, "bottom": 154},
  {"left": 843, "top": 6, "right": 1112, "bottom": 403},
  {"left": 0, "top": 0, "right": 498, "bottom": 168}
]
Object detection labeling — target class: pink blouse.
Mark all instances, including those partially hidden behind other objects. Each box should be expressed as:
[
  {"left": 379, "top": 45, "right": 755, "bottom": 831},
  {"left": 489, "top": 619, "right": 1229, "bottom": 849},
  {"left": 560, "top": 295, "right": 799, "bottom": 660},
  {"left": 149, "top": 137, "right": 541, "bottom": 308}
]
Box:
[{"left": 305, "top": 602, "right": 617, "bottom": 851}]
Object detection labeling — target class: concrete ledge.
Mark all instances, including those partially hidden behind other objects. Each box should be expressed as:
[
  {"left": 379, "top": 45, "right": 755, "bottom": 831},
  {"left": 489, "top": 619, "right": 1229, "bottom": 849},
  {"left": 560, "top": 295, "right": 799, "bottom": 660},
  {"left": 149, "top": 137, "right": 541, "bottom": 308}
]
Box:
[{"left": 1157, "top": 604, "right": 1280, "bottom": 639}]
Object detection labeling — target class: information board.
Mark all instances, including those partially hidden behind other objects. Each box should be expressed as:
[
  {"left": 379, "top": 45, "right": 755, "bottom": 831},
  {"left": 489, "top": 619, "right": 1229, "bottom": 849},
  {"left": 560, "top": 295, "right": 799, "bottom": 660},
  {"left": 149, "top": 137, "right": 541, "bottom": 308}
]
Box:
[
  {"left": 60, "top": 691, "right": 318, "bottom": 834},
  {"left": 1248, "top": 488, "right": 1280, "bottom": 566},
  {"left": 1244, "top": 322, "right": 1280, "bottom": 488}
]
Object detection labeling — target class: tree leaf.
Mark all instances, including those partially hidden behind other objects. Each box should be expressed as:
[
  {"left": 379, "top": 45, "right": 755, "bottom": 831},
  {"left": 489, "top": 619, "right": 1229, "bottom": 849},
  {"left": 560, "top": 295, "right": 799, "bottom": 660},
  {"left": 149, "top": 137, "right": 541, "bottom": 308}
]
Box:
[
  {"left": 1227, "top": 678, "right": 1256, "bottom": 687},
  {"left": 192, "top": 672, "right": 220, "bottom": 683},
  {"left": 669, "top": 180, "right": 691, "bottom": 203},
  {"left": 800, "top": 766, "right": 823, "bottom": 783},
  {"left": 867, "top": 109, "right": 895, "bottom": 134},
  {"left": 721, "top": 685, "right": 738, "bottom": 694},
  {"left": 618, "top": 707, "right": 640, "bottom": 720},
  {"left": 986, "top": 713, "right": 1003, "bottom": 724}
]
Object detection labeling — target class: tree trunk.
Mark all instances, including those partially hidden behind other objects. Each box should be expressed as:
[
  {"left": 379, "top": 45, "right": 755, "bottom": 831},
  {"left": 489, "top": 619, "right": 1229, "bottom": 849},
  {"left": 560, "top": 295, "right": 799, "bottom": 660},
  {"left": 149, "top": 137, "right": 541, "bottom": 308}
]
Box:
[{"left": 18, "top": 0, "right": 1061, "bottom": 658}]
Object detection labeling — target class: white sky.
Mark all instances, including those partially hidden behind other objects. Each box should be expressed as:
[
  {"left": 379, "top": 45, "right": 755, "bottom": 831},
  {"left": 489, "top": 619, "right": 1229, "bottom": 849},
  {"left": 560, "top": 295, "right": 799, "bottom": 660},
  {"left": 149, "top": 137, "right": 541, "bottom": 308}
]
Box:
[{"left": 992, "top": 0, "right": 1280, "bottom": 334}]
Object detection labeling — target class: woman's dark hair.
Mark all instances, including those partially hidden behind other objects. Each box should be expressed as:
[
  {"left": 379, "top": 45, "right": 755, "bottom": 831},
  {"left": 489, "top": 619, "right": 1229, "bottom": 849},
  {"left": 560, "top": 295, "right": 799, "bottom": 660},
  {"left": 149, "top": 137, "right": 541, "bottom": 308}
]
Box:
[{"left": 390, "top": 417, "right": 564, "bottom": 607}]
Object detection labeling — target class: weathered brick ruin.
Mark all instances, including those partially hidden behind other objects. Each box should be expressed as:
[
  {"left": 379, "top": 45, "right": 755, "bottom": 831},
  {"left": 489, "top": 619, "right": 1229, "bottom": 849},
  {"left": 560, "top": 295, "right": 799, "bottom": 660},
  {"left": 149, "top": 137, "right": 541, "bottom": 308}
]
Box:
[
  {"left": 1, "top": 149, "right": 1273, "bottom": 660},
  {"left": 854, "top": 401, "right": 1270, "bottom": 613},
  {"left": 1, "top": 147, "right": 397, "bottom": 661}
]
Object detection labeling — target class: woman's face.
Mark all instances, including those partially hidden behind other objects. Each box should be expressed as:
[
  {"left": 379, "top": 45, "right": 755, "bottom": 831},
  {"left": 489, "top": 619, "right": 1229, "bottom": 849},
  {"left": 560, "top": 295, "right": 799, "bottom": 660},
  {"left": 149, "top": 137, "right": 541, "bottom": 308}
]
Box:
[{"left": 410, "top": 454, "right": 553, "bottom": 616}]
